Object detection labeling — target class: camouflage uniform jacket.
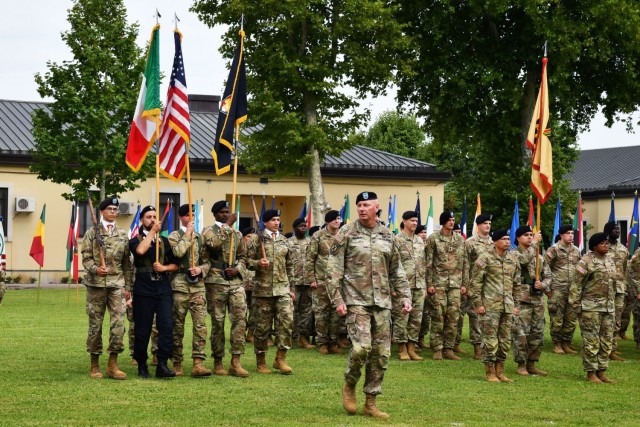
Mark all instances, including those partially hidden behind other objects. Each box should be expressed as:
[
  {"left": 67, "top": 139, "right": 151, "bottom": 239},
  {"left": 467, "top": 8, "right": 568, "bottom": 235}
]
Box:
[
  {"left": 626, "top": 250, "right": 640, "bottom": 294},
  {"left": 326, "top": 220, "right": 410, "bottom": 309},
  {"left": 202, "top": 223, "right": 248, "bottom": 286},
  {"left": 425, "top": 231, "right": 467, "bottom": 289},
  {"left": 81, "top": 224, "right": 132, "bottom": 289},
  {"left": 288, "top": 236, "right": 310, "bottom": 286},
  {"left": 607, "top": 241, "right": 628, "bottom": 294},
  {"left": 304, "top": 228, "right": 335, "bottom": 286},
  {"left": 545, "top": 242, "right": 581, "bottom": 289},
  {"left": 168, "top": 228, "right": 211, "bottom": 293},
  {"left": 465, "top": 234, "right": 494, "bottom": 283},
  {"left": 394, "top": 232, "right": 426, "bottom": 290},
  {"left": 515, "top": 245, "right": 551, "bottom": 305},
  {"left": 569, "top": 251, "right": 616, "bottom": 313},
  {"left": 469, "top": 248, "right": 521, "bottom": 313},
  {"left": 246, "top": 231, "right": 294, "bottom": 297}
]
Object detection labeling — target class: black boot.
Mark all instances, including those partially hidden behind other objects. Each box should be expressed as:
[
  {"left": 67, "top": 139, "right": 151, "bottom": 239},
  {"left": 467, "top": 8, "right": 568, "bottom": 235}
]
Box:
[
  {"left": 156, "top": 359, "right": 176, "bottom": 378},
  {"left": 137, "top": 361, "right": 150, "bottom": 378}
]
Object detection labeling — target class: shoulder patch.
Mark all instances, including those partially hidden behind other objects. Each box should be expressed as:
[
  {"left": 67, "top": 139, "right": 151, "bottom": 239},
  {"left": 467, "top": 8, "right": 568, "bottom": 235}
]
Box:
[
  {"left": 475, "top": 257, "right": 486, "bottom": 268},
  {"left": 576, "top": 265, "right": 587, "bottom": 275},
  {"left": 330, "top": 243, "right": 340, "bottom": 255},
  {"left": 333, "top": 233, "right": 344, "bottom": 243}
]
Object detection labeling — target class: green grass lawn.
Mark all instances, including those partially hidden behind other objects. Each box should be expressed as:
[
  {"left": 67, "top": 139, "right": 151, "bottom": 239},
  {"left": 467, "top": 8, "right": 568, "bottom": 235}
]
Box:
[{"left": 0, "top": 289, "right": 638, "bottom": 426}]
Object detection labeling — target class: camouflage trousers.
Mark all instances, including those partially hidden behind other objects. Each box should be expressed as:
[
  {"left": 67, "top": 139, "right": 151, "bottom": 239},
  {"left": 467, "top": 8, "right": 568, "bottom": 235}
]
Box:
[
  {"left": 548, "top": 286, "right": 578, "bottom": 344},
  {"left": 245, "top": 290, "right": 256, "bottom": 332},
  {"left": 313, "top": 285, "right": 340, "bottom": 345},
  {"left": 429, "top": 287, "right": 460, "bottom": 351},
  {"left": 127, "top": 307, "right": 158, "bottom": 357},
  {"left": 612, "top": 293, "right": 625, "bottom": 352},
  {"left": 172, "top": 291, "right": 208, "bottom": 362},
  {"left": 392, "top": 288, "right": 425, "bottom": 343},
  {"left": 579, "top": 311, "right": 614, "bottom": 372},
  {"left": 253, "top": 295, "right": 293, "bottom": 354},
  {"left": 479, "top": 311, "right": 513, "bottom": 364},
  {"left": 206, "top": 284, "right": 247, "bottom": 358},
  {"left": 294, "top": 285, "right": 314, "bottom": 339},
  {"left": 0, "top": 282, "right": 6, "bottom": 304},
  {"left": 620, "top": 285, "right": 636, "bottom": 335},
  {"left": 419, "top": 295, "right": 431, "bottom": 339},
  {"left": 456, "top": 293, "right": 481, "bottom": 345},
  {"left": 632, "top": 301, "right": 640, "bottom": 343},
  {"left": 511, "top": 303, "right": 545, "bottom": 363},
  {"left": 85, "top": 286, "right": 125, "bottom": 355},
  {"left": 344, "top": 305, "right": 391, "bottom": 395}
]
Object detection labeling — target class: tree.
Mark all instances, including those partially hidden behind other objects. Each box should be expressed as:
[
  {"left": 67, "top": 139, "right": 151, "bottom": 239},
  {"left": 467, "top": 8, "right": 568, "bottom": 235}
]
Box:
[
  {"left": 395, "top": 1, "right": 640, "bottom": 238},
  {"left": 192, "top": 0, "right": 409, "bottom": 222},
  {"left": 357, "top": 111, "right": 427, "bottom": 159},
  {"left": 31, "top": 0, "right": 147, "bottom": 202}
]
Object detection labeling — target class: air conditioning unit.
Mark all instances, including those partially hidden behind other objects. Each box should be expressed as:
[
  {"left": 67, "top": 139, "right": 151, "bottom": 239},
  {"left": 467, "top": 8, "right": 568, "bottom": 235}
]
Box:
[
  {"left": 118, "top": 201, "right": 136, "bottom": 215},
  {"left": 15, "top": 197, "right": 36, "bottom": 213}
]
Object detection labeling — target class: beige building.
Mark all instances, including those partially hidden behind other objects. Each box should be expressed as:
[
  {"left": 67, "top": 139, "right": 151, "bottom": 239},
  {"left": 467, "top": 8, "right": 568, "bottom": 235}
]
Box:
[{"left": 0, "top": 97, "right": 450, "bottom": 283}]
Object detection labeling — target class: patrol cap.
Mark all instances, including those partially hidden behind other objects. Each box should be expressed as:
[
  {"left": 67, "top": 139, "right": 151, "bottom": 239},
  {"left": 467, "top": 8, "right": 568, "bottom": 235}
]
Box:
[
  {"left": 324, "top": 210, "right": 340, "bottom": 223},
  {"left": 140, "top": 205, "right": 156, "bottom": 218},
  {"left": 241, "top": 227, "right": 255, "bottom": 237},
  {"left": 475, "top": 213, "right": 492, "bottom": 224},
  {"left": 262, "top": 209, "right": 280, "bottom": 222},
  {"left": 403, "top": 210, "right": 419, "bottom": 220},
  {"left": 603, "top": 221, "right": 618, "bottom": 235},
  {"left": 559, "top": 224, "right": 573, "bottom": 235},
  {"left": 439, "top": 211, "right": 455, "bottom": 225},
  {"left": 99, "top": 196, "right": 119, "bottom": 211},
  {"left": 589, "top": 232, "right": 608, "bottom": 251},
  {"left": 491, "top": 229, "right": 509, "bottom": 241},
  {"left": 211, "top": 200, "right": 230, "bottom": 214},
  {"left": 177, "top": 204, "right": 193, "bottom": 217},
  {"left": 292, "top": 218, "right": 306, "bottom": 228},
  {"left": 416, "top": 224, "right": 426, "bottom": 234},
  {"left": 309, "top": 225, "right": 321, "bottom": 236},
  {"left": 356, "top": 192, "right": 377, "bottom": 204},
  {"left": 515, "top": 225, "right": 532, "bottom": 239}
]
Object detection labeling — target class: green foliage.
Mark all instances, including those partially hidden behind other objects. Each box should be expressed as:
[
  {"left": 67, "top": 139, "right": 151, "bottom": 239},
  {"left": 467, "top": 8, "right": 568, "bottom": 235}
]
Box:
[
  {"left": 356, "top": 110, "right": 427, "bottom": 159},
  {"left": 31, "top": 0, "right": 150, "bottom": 201}
]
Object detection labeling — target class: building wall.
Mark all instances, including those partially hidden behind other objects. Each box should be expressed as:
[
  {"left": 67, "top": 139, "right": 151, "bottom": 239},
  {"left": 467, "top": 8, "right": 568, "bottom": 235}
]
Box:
[{"left": 582, "top": 196, "right": 636, "bottom": 244}]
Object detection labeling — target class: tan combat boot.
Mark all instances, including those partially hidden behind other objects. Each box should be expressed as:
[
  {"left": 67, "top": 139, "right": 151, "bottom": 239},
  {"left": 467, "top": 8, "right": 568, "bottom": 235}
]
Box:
[
  {"left": 105, "top": 353, "right": 127, "bottom": 380},
  {"left": 338, "top": 337, "right": 350, "bottom": 349},
  {"left": 609, "top": 352, "right": 625, "bottom": 361},
  {"left": 342, "top": 383, "right": 357, "bottom": 415},
  {"left": 586, "top": 371, "right": 602, "bottom": 383},
  {"left": 256, "top": 353, "right": 271, "bottom": 374},
  {"left": 561, "top": 342, "right": 577, "bottom": 354},
  {"left": 89, "top": 354, "right": 103, "bottom": 379},
  {"left": 407, "top": 342, "right": 423, "bottom": 361},
  {"left": 485, "top": 363, "right": 500, "bottom": 382},
  {"left": 453, "top": 344, "right": 467, "bottom": 354},
  {"left": 319, "top": 344, "right": 330, "bottom": 355},
  {"left": 173, "top": 361, "right": 184, "bottom": 377},
  {"left": 526, "top": 361, "right": 548, "bottom": 376},
  {"left": 151, "top": 354, "right": 158, "bottom": 366},
  {"left": 516, "top": 362, "right": 529, "bottom": 376},
  {"left": 567, "top": 342, "right": 578, "bottom": 352},
  {"left": 273, "top": 349, "right": 293, "bottom": 374},
  {"left": 473, "top": 344, "right": 482, "bottom": 360},
  {"left": 363, "top": 393, "right": 390, "bottom": 420},
  {"left": 553, "top": 342, "right": 565, "bottom": 354},
  {"left": 432, "top": 350, "right": 443, "bottom": 360},
  {"left": 329, "top": 343, "right": 342, "bottom": 355},
  {"left": 596, "top": 370, "right": 615, "bottom": 384},
  {"left": 298, "top": 336, "right": 316, "bottom": 349},
  {"left": 246, "top": 329, "right": 254, "bottom": 343},
  {"left": 418, "top": 336, "right": 428, "bottom": 349},
  {"left": 213, "top": 357, "right": 229, "bottom": 376},
  {"left": 443, "top": 349, "right": 461, "bottom": 361},
  {"left": 228, "top": 355, "right": 249, "bottom": 378},
  {"left": 495, "top": 362, "right": 513, "bottom": 383},
  {"left": 398, "top": 343, "right": 411, "bottom": 361},
  {"left": 192, "top": 358, "right": 212, "bottom": 377}
]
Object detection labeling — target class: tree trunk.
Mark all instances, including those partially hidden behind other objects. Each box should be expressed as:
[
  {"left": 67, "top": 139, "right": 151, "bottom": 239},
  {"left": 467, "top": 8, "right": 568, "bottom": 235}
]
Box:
[
  {"left": 100, "top": 168, "right": 106, "bottom": 201},
  {"left": 304, "top": 91, "right": 327, "bottom": 226}
]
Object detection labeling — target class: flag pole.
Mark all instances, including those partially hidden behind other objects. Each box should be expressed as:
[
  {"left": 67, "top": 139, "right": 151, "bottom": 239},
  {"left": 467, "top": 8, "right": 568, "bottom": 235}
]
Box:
[
  {"left": 227, "top": 125, "right": 240, "bottom": 267},
  {"left": 250, "top": 195, "right": 267, "bottom": 259},
  {"left": 37, "top": 267, "right": 41, "bottom": 305}
]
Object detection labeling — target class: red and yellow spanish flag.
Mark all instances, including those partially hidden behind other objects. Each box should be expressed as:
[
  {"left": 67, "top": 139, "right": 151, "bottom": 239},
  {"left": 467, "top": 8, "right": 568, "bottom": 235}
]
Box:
[
  {"left": 527, "top": 55, "right": 553, "bottom": 204},
  {"left": 30, "top": 204, "right": 46, "bottom": 267}
]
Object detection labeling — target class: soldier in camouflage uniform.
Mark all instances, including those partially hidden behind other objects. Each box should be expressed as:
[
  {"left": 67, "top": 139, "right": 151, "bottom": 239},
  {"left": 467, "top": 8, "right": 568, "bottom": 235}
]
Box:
[
  {"left": 416, "top": 224, "right": 431, "bottom": 350},
  {"left": 168, "top": 204, "right": 212, "bottom": 378},
  {"left": 511, "top": 226, "right": 550, "bottom": 376},
  {"left": 246, "top": 209, "right": 295, "bottom": 374},
  {"left": 327, "top": 192, "right": 411, "bottom": 420},
  {"left": 203, "top": 201, "right": 250, "bottom": 377},
  {"left": 603, "top": 221, "right": 628, "bottom": 361},
  {"left": 569, "top": 232, "right": 617, "bottom": 383},
  {"left": 81, "top": 197, "right": 133, "bottom": 380},
  {"left": 241, "top": 227, "right": 257, "bottom": 343},
  {"left": 305, "top": 210, "right": 343, "bottom": 355},
  {"left": 458, "top": 214, "right": 493, "bottom": 360},
  {"left": 469, "top": 229, "right": 521, "bottom": 383},
  {"left": 545, "top": 225, "right": 582, "bottom": 354},
  {"left": 626, "top": 249, "right": 640, "bottom": 348},
  {"left": 289, "top": 218, "right": 315, "bottom": 350},
  {"left": 392, "top": 211, "right": 426, "bottom": 361},
  {"left": 425, "top": 211, "right": 467, "bottom": 361}
]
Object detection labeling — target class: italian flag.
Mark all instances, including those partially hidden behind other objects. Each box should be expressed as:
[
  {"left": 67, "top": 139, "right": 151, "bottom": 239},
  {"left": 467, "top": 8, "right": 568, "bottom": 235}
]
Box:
[
  {"left": 30, "top": 204, "right": 46, "bottom": 267},
  {"left": 126, "top": 25, "right": 161, "bottom": 172},
  {"left": 426, "top": 195, "right": 434, "bottom": 237}
]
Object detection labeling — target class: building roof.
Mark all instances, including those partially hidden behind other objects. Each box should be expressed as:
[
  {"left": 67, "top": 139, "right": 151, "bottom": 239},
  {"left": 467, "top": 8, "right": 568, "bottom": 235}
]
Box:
[
  {"left": 0, "top": 98, "right": 449, "bottom": 181},
  {"left": 569, "top": 145, "right": 640, "bottom": 197}
]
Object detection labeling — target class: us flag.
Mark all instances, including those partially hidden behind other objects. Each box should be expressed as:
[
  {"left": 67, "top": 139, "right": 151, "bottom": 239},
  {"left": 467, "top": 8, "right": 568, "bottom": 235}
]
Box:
[{"left": 159, "top": 30, "right": 190, "bottom": 181}]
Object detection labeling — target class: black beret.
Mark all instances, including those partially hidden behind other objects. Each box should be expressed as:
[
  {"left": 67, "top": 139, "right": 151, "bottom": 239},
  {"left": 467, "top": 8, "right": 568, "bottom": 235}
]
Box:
[
  {"left": 177, "top": 204, "right": 193, "bottom": 217},
  {"left": 140, "top": 205, "right": 156, "bottom": 218},
  {"left": 416, "top": 224, "right": 426, "bottom": 234},
  {"left": 99, "top": 196, "right": 119, "bottom": 211},
  {"left": 453, "top": 223, "right": 461, "bottom": 231},
  {"left": 309, "top": 225, "right": 321, "bottom": 236},
  {"left": 324, "top": 210, "right": 340, "bottom": 223},
  {"left": 476, "top": 213, "right": 492, "bottom": 225},
  {"left": 559, "top": 224, "right": 573, "bottom": 235},
  {"left": 554, "top": 234, "right": 561, "bottom": 243},
  {"left": 241, "top": 227, "right": 255, "bottom": 237},
  {"left": 589, "top": 232, "right": 608, "bottom": 251},
  {"left": 403, "top": 211, "right": 419, "bottom": 220},
  {"left": 515, "top": 225, "right": 533, "bottom": 239},
  {"left": 211, "top": 200, "right": 230, "bottom": 214},
  {"left": 439, "top": 211, "right": 455, "bottom": 225},
  {"left": 376, "top": 209, "right": 383, "bottom": 217},
  {"left": 292, "top": 218, "right": 306, "bottom": 228},
  {"left": 356, "top": 192, "right": 377, "bottom": 204},
  {"left": 284, "top": 232, "right": 293, "bottom": 239},
  {"left": 603, "top": 221, "right": 618, "bottom": 235},
  {"left": 491, "top": 229, "right": 509, "bottom": 241},
  {"left": 262, "top": 209, "right": 280, "bottom": 222}
]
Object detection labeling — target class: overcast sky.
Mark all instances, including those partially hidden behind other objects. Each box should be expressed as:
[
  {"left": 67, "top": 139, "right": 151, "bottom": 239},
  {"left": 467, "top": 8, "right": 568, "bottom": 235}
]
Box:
[{"left": 2, "top": 0, "right": 637, "bottom": 151}]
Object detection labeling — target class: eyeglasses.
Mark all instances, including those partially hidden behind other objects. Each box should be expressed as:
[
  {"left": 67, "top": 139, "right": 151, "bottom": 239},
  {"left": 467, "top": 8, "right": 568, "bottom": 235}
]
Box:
[{"left": 104, "top": 208, "right": 119, "bottom": 212}]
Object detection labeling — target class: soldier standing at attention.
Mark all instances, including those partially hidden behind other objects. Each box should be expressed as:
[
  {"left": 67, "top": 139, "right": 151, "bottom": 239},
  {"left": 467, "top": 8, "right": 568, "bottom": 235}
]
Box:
[
  {"left": 470, "top": 229, "right": 521, "bottom": 383},
  {"left": 625, "top": 249, "right": 640, "bottom": 348},
  {"left": 458, "top": 214, "right": 493, "bottom": 360},
  {"left": 392, "top": 211, "right": 426, "bottom": 361},
  {"left": 241, "top": 227, "right": 256, "bottom": 344},
  {"left": 128, "top": 205, "right": 179, "bottom": 378},
  {"left": 426, "top": 211, "right": 467, "bottom": 361},
  {"left": 569, "top": 232, "right": 616, "bottom": 383},
  {"left": 167, "top": 204, "right": 212, "bottom": 377},
  {"left": 416, "top": 224, "right": 430, "bottom": 350},
  {"left": 289, "top": 218, "right": 315, "bottom": 350},
  {"left": 327, "top": 192, "right": 411, "bottom": 420},
  {"left": 305, "top": 210, "right": 343, "bottom": 355},
  {"left": 603, "top": 221, "right": 628, "bottom": 361},
  {"left": 246, "top": 209, "right": 295, "bottom": 374},
  {"left": 203, "top": 200, "right": 250, "bottom": 377},
  {"left": 545, "top": 225, "right": 581, "bottom": 354},
  {"left": 81, "top": 197, "right": 133, "bottom": 380}
]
